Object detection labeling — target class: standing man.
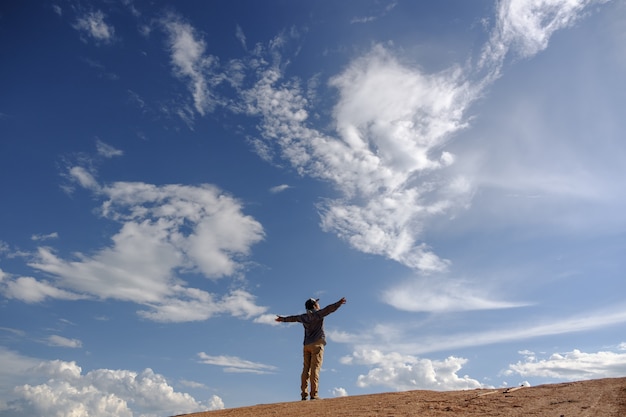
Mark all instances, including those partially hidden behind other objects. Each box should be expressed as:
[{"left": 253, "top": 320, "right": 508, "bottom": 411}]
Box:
[{"left": 276, "top": 297, "right": 347, "bottom": 400}]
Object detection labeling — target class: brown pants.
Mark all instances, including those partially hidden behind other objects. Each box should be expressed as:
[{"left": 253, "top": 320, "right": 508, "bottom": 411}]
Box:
[{"left": 301, "top": 338, "right": 326, "bottom": 399}]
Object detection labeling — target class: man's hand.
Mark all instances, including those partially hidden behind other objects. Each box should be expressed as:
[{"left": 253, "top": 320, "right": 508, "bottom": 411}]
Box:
[
  {"left": 339, "top": 297, "right": 346, "bottom": 304},
  {"left": 275, "top": 316, "right": 284, "bottom": 322}
]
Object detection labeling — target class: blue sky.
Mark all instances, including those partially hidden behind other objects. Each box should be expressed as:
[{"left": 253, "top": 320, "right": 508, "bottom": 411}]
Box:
[{"left": 1, "top": 0, "right": 626, "bottom": 415}]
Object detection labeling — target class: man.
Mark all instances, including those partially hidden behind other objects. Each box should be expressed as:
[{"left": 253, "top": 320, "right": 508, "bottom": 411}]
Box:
[{"left": 276, "top": 296, "right": 347, "bottom": 400}]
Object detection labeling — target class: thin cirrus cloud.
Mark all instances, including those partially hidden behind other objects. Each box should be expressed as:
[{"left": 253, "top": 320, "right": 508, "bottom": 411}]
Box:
[
  {"left": 73, "top": 10, "right": 115, "bottom": 44},
  {"left": 45, "top": 335, "right": 82, "bottom": 348},
  {"left": 197, "top": 352, "right": 278, "bottom": 374},
  {"left": 332, "top": 305, "right": 626, "bottom": 357}
]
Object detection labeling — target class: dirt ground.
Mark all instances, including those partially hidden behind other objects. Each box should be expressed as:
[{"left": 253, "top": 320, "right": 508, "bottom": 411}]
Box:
[{"left": 175, "top": 377, "right": 626, "bottom": 417}]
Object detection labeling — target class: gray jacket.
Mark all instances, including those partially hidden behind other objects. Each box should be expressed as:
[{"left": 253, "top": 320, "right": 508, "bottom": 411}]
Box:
[{"left": 282, "top": 299, "right": 344, "bottom": 345}]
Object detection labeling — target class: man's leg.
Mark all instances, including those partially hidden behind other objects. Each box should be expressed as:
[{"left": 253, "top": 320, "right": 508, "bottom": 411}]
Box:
[
  {"left": 309, "top": 340, "right": 325, "bottom": 399},
  {"left": 301, "top": 346, "right": 312, "bottom": 400}
]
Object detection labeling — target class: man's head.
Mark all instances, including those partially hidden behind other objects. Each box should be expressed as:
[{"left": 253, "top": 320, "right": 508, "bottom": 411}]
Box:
[{"left": 305, "top": 298, "right": 319, "bottom": 310}]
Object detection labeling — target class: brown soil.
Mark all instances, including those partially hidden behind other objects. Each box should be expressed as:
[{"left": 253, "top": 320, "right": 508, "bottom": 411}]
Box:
[{"left": 175, "top": 377, "right": 626, "bottom": 417}]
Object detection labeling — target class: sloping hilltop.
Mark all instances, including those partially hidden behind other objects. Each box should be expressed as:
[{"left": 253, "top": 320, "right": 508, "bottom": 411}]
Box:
[{"left": 174, "top": 377, "right": 626, "bottom": 417}]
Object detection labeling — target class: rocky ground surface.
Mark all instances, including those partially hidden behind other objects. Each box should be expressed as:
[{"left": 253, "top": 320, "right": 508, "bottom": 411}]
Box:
[{"left": 175, "top": 377, "right": 626, "bottom": 417}]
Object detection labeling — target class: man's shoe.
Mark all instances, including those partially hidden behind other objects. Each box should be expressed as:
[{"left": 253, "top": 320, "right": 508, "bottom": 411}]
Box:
[{"left": 310, "top": 396, "right": 320, "bottom": 400}]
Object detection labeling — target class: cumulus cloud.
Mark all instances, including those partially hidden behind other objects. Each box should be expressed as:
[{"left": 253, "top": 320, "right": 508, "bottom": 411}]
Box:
[
  {"left": 2, "top": 169, "right": 268, "bottom": 323},
  {"left": 0, "top": 352, "right": 223, "bottom": 417},
  {"left": 506, "top": 346, "right": 626, "bottom": 381},
  {"left": 341, "top": 349, "right": 484, "bottom": 391},
  {"left": 198, "top": 352, "right": 277, "bottom": 374}
]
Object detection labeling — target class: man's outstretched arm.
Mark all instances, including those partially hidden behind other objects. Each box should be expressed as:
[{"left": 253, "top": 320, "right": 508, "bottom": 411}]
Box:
[
  {"left": 318, "top": 297, "right": 346, "bottom": 317},
  {"left": 275, "top": 314, "right": 300, "bottom": 323}
]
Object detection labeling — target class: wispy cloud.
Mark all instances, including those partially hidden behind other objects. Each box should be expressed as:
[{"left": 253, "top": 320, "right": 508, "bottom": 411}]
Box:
[
  {"left": 73, "top": 10, "right": 115, "bottom": 44},
  {"left": 350, "top": 1, "right": 398, "bottom": 24},
  {"left": 96, "top": 139, "right": 123, "bottom": 158},
  {"left": 269, "top": 184, "right": 291, "bottom": 194},
  {"left": 31, "top": 232, "right": 59, "bottom": 242},
  {"left": 235, "top": 24, "right": 247, "bottom": 50},
  {"left": 2, "top": 276, "right": 86, "bottom": 303},
  {"left": 198, "top": 352, "right": 277, "bottom": 374},
  {"left": 46, "top": 335, "right": 82, "bottom": 348},
  {"left": 145, "top": 2, "right": 611, "bottom": 325},
  {"left": 382, "top": 274, "right": 529, "bottom": 313},
  {"left": 334, "top": 307, "right": 626, "bottom": 391},
  {"left": 333, "top": 304, "right": 626, "bottom": 357},
  {"left": 161, "top": 14, "right": 223, "bottom": 116}
]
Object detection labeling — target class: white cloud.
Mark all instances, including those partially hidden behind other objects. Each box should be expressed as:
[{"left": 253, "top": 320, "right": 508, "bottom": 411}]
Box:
[
  {"left": 153, "top": 0, "right": 608, "bottom": 281},
  {"left": 382, "top": 274, "right": 529, "bottom": 313},
  {"left": 269, "top": 184, "right": 291, "bottom": 194},
  {"left": 219, "top": 289, "right": 268, "bottom": 319},
  {"left": 350, "top": 1, "right": 397, "bottom": 24},
  {"left": 240, "top": 47, "right": 470, "bottom": 273},
  {"left": 179, "top": 379, "right": 207, "bottom": 389},
  {"left": 96, "top": 140, "right": 123, "bottom": 158},
  {"left": 506, "top": 347, "right": 626, "bottom": 380},
  {"left": 331, "top": 387, "right": 348, "bottom": 397},
  {"left": 330, "top": 305, "right": 626, "bottom": 357},
  {"left": 233, "top": 0, "right": 608, "bottom": 278},
  {"left": 138, "top": 288, "right": 267, "bottom": 323},
  {"left": 46, "top": 335, "right": 83, "bottom": 349},
  {"left": 0, "top": 352, "right": 223, "bottom": 417},
  {"left": 0, "top": 327, "right": 25, "bottom": 337},
  {"left": 2, "top": 276, "right": 86, "bottom": 303},
  {"left": 235, "top": 24, "right": 247, "bottom": 50},
  {"left": 73, "top": 10, "right": 115, "bottom": 44},
  {"left": 15, "top": 173, "right": 268, "bottom": 323},
  {"left": 341, "top": 349, "right": 484, "bottom": 391},
  {"left": 198, "top": 353, "right": 277, "bottom": 374},
  {"left": 495, "top": 0, "right": 601, "bottom": 59},
  {"left": 31, "top": 232, "right": 58, "bottom": 242},
  {"left": 253, "top": 313, "right": 280, "bottom": 326},
  {"left": 68, "top": 166, "right": 100, "bottom": 191},
  {"left": 0, "top": 347, "right": 40, "bottom": 402},
  {"left": 162, "top": 14, "right": 223, "bottom": 116}
]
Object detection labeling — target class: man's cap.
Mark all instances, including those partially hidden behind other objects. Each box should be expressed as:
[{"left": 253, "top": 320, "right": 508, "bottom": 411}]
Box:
[{"left": 305, "top": 298, "right": 319, "bottom": 310}]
